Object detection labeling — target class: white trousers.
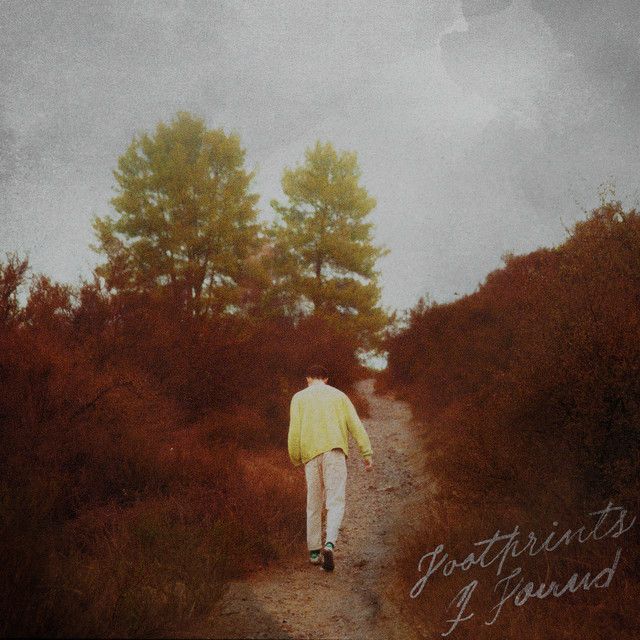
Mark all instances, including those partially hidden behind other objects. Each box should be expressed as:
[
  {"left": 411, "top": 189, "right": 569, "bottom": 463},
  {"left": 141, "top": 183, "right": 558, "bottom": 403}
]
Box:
[{"left": 304, "top": 448, "right": 347, "bottom": 550}]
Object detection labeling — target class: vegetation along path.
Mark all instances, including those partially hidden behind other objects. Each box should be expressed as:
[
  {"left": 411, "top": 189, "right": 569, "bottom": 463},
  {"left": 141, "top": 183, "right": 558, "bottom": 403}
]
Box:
[{"left": 182, "top": 378, "right": 435, "bottom": 640}]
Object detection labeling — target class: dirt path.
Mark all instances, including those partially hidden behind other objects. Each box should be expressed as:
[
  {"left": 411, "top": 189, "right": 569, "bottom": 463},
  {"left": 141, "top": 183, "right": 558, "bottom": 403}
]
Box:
[{"left": 185, "top": 378, "right": 434, "bottom": 640}]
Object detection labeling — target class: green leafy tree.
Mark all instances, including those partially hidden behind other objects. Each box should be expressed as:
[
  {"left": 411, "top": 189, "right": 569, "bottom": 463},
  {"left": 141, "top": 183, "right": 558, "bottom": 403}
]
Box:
[
  {"left": 270, "top": 141, "right": 389, "bottom": 352},
  {"left": 91, "top": 111, "right": 261, "bottom": 317}
]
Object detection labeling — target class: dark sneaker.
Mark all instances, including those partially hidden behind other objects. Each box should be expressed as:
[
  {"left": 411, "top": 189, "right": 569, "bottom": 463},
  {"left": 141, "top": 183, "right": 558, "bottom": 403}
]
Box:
[
  {"left": 309, "top": 549, "right": 322, "bottom": 565},
  {"left": 322, "top": 543, "right": 335, "bottom": 571}
]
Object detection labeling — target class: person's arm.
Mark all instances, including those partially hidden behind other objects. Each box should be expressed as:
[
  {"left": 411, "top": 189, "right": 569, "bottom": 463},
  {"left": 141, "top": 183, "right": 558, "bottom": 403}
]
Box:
[
  {"left": 288, "top": 394, "right": 302, "bottom": 466},
  {"left": 343, "top": 393, "right": 373, "bottom": 465}
]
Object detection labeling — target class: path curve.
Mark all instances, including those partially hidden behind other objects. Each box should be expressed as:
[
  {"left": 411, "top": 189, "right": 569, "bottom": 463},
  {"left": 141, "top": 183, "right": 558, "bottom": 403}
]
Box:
[{"left": 184, "top": 378, "right": 432, "bottom": 639}]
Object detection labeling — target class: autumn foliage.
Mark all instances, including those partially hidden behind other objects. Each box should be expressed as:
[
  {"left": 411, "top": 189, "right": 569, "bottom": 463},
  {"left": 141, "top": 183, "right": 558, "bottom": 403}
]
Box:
[
  {"left": 0, "top": 254, "right": 364, "bottom": 637},
  {"left": 1, "top": 111, "right": 387, "bottom": 637},
  {"left": 381, "top": 202, "right": 640, "bottom": 638}
]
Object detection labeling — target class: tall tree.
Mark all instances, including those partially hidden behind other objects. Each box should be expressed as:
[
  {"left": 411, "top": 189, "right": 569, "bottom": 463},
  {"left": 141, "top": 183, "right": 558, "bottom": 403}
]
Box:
[
  {"left": 91, "top": 111, "right": 261, "bottom": 317},
  {"left": 270, "top": 141, "right": 389, "bottom": 351}
]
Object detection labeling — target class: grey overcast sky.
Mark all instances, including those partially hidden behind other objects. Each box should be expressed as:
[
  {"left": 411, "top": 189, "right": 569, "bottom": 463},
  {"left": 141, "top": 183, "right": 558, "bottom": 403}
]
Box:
[{"left": 2, "top": 0, "right": 640, "bottom": 312}]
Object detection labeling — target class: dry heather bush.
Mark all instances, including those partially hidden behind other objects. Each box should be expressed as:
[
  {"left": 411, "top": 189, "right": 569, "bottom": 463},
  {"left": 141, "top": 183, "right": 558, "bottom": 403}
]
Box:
[
  {"left": 0, "top": 255, "right": 321, "bottom": 637},
  {"left": 30, "top": 497, "right": 237, "bottom": 638},
  {"left": 383, "top": 203, "right": 640, "bottom": 638}
]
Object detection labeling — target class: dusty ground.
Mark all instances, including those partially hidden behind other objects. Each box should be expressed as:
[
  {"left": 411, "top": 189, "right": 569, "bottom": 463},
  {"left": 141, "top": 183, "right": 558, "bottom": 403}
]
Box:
[{"left": 183, "top": 378, "right": 436, "bottom": 640}]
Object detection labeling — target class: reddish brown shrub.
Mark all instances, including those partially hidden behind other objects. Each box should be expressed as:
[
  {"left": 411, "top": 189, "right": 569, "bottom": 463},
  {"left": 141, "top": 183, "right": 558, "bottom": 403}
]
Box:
[{"left": 383, "top": 202, "right": 640, "bottom": 638}]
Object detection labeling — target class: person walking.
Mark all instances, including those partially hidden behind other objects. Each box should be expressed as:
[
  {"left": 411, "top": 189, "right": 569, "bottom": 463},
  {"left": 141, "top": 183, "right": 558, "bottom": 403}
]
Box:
[{"left": 287, "top": 364, "right": 374, "bottom": 572}]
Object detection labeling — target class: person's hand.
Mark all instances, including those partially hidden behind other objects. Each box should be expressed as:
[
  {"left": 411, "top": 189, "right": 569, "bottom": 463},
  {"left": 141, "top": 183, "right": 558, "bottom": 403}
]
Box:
[{"left": 364, "top": 457, "right": 374, "bottom": 472}]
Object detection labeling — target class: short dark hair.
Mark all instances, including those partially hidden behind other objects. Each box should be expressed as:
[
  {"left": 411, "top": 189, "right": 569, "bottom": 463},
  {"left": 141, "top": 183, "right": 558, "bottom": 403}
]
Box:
[{"left": 306, "top": 364, "right": 329, "bottom": 379}]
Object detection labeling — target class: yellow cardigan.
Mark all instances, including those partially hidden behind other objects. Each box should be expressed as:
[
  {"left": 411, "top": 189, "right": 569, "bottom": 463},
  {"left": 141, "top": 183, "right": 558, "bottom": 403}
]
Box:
[{"left": 287, "top": 381, "right": 373, "bottom": 466}]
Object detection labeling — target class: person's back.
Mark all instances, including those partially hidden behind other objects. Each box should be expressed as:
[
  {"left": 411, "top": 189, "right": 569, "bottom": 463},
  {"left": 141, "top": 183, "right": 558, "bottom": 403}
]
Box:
[
  {"left": 289, "top": 381, "right": 372, "bottom": 466},
  {"left": 287, "top": 365, "right": 373, "bottom": 572}
]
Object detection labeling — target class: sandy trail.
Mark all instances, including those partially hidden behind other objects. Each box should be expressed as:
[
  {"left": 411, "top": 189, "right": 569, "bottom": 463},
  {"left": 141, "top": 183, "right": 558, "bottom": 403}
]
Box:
[{"left": 185, "top": 378, "right": 433, "bottom": 640}]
